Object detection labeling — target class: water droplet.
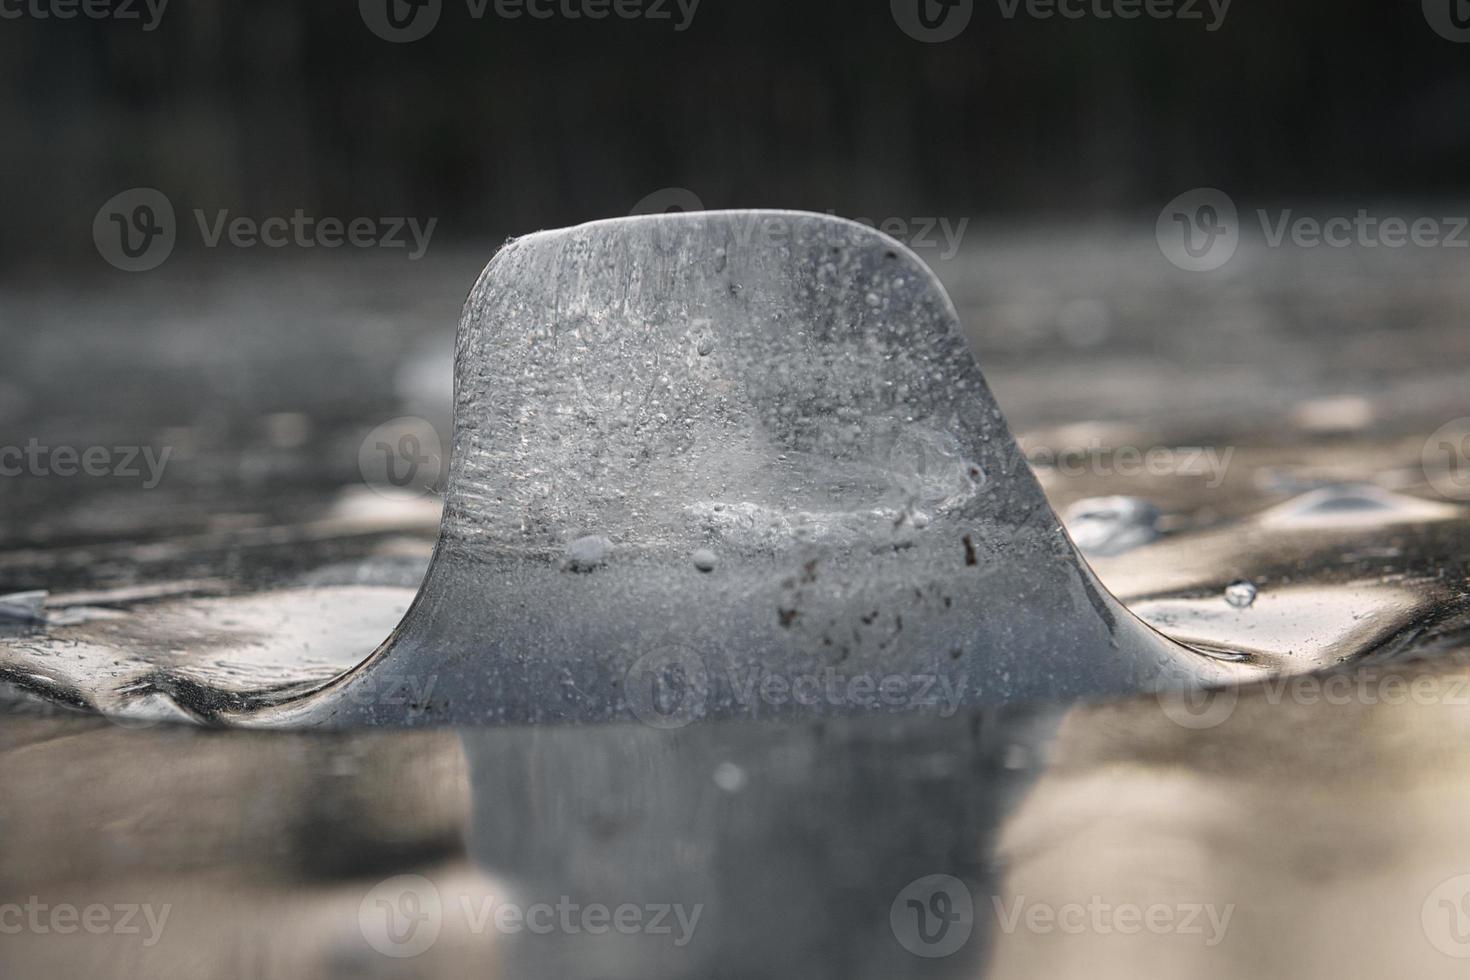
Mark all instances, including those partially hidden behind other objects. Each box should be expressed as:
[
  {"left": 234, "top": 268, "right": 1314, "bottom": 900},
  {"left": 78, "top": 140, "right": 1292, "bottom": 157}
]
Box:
[
  {"left": 692, "top": 548, "right": 718, "bottom": 573},
  {"left": 564, "top": 536, "right": 613, "bottom": 573},
  {"left": 1224, "top": 580, "right": 1258, "bottom": 609}
]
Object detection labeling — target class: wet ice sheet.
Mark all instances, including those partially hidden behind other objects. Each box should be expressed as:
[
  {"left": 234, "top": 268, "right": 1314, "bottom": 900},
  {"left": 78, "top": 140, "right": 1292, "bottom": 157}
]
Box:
[
  {"left": 1068, "top": 476, "right": 1470, "bottom": 671},
  {"left": 4, "top": 442, "right": 1467, "bottom": 723},
  {"left": 0, "top": 586, "right": 414, "bottom": 722},
  {"left": 4, "top": 222, "right": 1470, "bottom": 724}
]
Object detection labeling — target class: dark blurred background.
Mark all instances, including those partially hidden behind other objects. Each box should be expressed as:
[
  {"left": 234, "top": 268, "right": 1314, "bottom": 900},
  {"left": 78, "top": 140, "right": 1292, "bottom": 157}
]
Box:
[{"left": 3, "top": 0, "right": 1470, "bottom": 274}]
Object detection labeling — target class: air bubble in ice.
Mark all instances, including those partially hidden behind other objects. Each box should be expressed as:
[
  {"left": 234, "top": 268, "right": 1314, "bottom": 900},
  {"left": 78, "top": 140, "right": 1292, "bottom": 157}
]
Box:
[{"left": 565, "top": 536, "right": 613, "bottom": 572}]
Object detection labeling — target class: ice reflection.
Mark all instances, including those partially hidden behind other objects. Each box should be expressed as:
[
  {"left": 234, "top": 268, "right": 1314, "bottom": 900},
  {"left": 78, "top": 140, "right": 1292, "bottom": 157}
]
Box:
[{"left": 0, "top": 708, "right": 1065, "bottom": 980}]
